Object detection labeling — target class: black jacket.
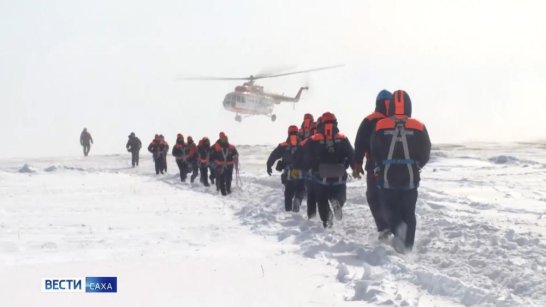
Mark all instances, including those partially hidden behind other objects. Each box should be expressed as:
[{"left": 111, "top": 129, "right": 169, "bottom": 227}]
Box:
[
  {"left": 126, "top": 136, "right": 142, "bottom": 153},
  {"left": 148, "top": 140, "right": 167, "bottom": 159},
  {"left": 266, "top": 138, "right": 304, "bottom": 171},
  {"left": 197, "top": 143, "right": 212, "bottom": 166},
  {"left": 354, "top": 112, "right": 386, "bottom": 172},
  {"left": 303, "top": 132, "right": 354, "bottom": 180},
  {"left": 370, "top": 90, "right": 431, "bottom": 189},
  {"left": 354, "top": 93, "right": 389, "bottom": 172},
  {"left": 80, "top": 131, "right": 93, "bottom": 146},
  {"left": 211, "top": 141, "right": 238, "bottom": 170}
]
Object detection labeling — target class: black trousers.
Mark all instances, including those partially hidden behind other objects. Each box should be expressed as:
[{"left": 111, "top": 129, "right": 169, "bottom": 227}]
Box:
[
  {"left": 209, "top": 165, "right": 216, "bottom": 183},
  {"left": 284, "top": 179, "right": 305, "bottom": 211},
  {"left": 131, "top": 151, "right": 139, "bottom": 167},
  {"left": 306, "top": 181, "right": 317, "bottom": 218},
  {"left": 199, "top": 165, "right": 215, "bottom": 186},
  {"left": 216, "top": 166, "right": 233, "bottom": 196},
  {"left": 190, "top": 162, "right": 199, "bottom": 183},
  {"left": 199, "top": 165, "right": 209, "bottom": 186},
  {"left": 176, "top": 160, "right": 189, "bottom": 182},
  {"left": 154, "top": 155, "right": 165, "bottom": 174},
  {"left": 380, "top": 189, "right": 418, "bottom": 249},
  {"left": 366, "top": 173, "right": 388, "bottom": 232},
  {"left": 314, "top": 183, "right": 346, "bottom": 224},
  {"left": 82, "top": 144, "right": 90, "bottom": 156}
]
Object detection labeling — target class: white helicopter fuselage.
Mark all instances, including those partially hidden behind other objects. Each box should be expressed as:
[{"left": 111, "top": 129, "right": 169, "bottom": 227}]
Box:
[{"left": 223, "top": 91, "right": 275, "bottom": 116}]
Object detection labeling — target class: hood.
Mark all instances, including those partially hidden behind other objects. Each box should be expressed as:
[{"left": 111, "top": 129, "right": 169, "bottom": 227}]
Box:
[
  {"left": 388, "top": 90, "right": 412, "bottom": 117},
  {"left": 375, "top": 89, "right": 392, "bottom": 115}
]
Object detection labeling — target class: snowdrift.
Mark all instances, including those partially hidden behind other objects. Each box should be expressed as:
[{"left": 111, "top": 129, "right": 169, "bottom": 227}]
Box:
[{"left": 1, "top": 143, "right": 545, "bottom": 306}]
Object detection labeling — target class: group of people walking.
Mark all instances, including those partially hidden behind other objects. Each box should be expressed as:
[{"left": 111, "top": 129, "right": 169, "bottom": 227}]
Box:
[
  {"left": 267, "top": 112, "right": 354, "bottom": 229},
  {"left": 80, "top": 89, "right": 430, "bottom": 252},
  {"left": 81, "top": 128, "right": 239, "bottom": 197},
  {"left": 146, "top": 132, "right": 239, "bottom": 196},
  {"left": 267, "top": 89, "right": 431, "bottom": 252}
]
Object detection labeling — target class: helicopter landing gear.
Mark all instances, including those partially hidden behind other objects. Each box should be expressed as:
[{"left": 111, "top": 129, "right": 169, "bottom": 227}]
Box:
[
  {"left": 271, "top": 114, "right": 277, "bottom": 122},
  {"left": 235, "top": 114, "right": 242, "bottom": 122}
]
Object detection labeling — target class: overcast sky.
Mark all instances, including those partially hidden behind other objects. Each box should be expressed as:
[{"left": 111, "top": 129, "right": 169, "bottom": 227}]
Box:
[{"left": 1, "top": 0, "right": 545, "bottom": 158}]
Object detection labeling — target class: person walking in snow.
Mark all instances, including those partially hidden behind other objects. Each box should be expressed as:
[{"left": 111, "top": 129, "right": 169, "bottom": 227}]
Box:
[
  {"left": 370, "top": 90, "right": 431, "bottom": 252},
  {"left": 267, "top": 125, "right": 306, "bottom": 212},
  {"left": 300, "top": 118, "right": 319, "bottom": 219},
  {"left": 197, "top": 137, "right": 214, "bottom": 187},
  {"left": 299, "top": 113, "right": 315, "bottom": 140},
  {"left": 303, "top": 112, "right": 354, "bottom": 228},
  {"left": 160, "top": 134, "right": 169, "bottom": 173},
  {"left": 354, "top": 90, "right": 392, "bottom": 239},
  {"left": 148, "top": 134, "right": 167, "bottom": 175},
  {"left": 186, "top": 136, "right": 199, "bottom": 183},
  {"left": 126, "top": 132, "right": 142, "bottom": 167},
  {"left": 172, "top": 134, "right": 190, "bottom": 182},
  {"left": 80, "top": 128, "right": 93, "bottom": 157},
  {"left": 211, "top": 132, "right": 238, "bottom": 196}
]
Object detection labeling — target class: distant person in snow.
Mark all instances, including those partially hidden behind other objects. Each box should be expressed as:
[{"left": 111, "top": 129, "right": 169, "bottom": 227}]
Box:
[
  {"left": 160, "top": 134, "right": 169, "bottom": 173},
  {"left": 148, "top": 134, "right": 167, "bottom": 175},
  {"left": 303, "top": 112, "right": 354, "bottom": 228},
  {"left": 186, "top": 136, "right": 199, "bottom": 183},
  {"left": 126, "top": 132, "right": 142, "bottom": 167},
  {"left": 354, "top": 90, "right": 392, "bottom": 239},
  {"left": 370, "top": 90, "right": 431, "bottom": 252},
  {"left": 267, "top": 125, "right": 306, "bottom": 212},
  {"left": 211, "top": 132, "right": 238, "bottom": 196},
  {"left": 80, "top": 128, "right": 93, "bottom": 157},
  {"left": 197, "top": 137, "right": 215, "bottom": 187},
  {"left": 300, "top": 118, "right": 318, "bottom": 219},
  {"left": 172, "top": 134, "right": 190, "bottom": 182}
]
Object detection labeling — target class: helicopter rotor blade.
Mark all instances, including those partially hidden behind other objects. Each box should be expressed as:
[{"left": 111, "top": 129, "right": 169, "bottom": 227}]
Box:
[
  {"left": 176, "top": 64, "right": 343, "bottom": 81},
  {"left": 256, "top": 65, "right": 297, "bottom": 77},
  {"left": 252, "top": 64, "right": 344, "bottom": 80},
  {"left": 176, "top": 75, "right": 253, "bottom": 81}
]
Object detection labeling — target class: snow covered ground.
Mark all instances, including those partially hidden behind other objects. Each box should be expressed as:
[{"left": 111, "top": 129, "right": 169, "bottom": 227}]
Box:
[{"left": 1, "top": 143, "right": 545, "bottom": 306}]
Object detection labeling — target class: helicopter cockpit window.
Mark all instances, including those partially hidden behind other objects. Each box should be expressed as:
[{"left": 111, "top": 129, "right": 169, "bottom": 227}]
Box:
[
  {"left": 224, "top": 93, "right": 235, "bottom": 107},
  {"left": 235, "top": 95, "right": 243, "bottom": 104}
]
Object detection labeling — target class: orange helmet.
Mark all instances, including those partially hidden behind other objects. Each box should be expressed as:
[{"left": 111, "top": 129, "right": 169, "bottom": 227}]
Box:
[
  {"left": 288, "top": 125, "right": 299, "bottom": 135},
  {"left": 390, "top": 90, "right": 412, "bottom": 117},
  {"left": 321, "top": 112, "right": 337, "bottom": 123},
  {"left": 219, "top": 132, "right": 228, "bottom": 143}
]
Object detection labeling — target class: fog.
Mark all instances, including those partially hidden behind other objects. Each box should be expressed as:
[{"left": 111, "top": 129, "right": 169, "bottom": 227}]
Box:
[{"left": 1, "top": 0, "right": 545, "bottom": 158}]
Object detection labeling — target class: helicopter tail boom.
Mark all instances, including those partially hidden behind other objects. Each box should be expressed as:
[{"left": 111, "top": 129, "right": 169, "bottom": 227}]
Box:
[{"left": 268, "top": 86, "right": 309, "bottom": 104}]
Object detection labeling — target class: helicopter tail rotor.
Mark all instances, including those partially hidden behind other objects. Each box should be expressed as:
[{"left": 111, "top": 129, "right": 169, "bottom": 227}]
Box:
[{"left": 294, "top": 86, "right": 309, "bottom": 102}]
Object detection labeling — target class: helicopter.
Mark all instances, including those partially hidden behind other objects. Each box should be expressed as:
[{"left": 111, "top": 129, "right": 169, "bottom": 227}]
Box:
[{"left": 181, "top": 65, "right": 342, "bottom": 122}]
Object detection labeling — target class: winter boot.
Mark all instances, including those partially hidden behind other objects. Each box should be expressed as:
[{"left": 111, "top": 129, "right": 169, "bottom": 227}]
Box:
[
  {"left": 322, "top": 212, "right": 334, "bottom": 228},
  {"left": 292, "top": 198, "right": 302, "bottom": 213},
  {"left": 378, "top": 229, "right": 391, "bottom": 241}
]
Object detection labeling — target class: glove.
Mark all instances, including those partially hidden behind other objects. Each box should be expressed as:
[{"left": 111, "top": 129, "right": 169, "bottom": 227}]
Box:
[
  {"left": 267, "top": 166, "right": 272, "bottom": 176},
  {"left": 352, "top": 163, "right": 364, "bottom": 179}
]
